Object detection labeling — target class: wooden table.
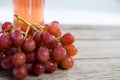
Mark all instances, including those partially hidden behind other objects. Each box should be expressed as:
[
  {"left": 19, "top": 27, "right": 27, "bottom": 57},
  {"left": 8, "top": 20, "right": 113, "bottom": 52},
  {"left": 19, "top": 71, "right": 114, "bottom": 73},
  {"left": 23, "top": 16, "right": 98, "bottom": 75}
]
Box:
[{"left": 1, "top": 25, "right": 120, "bottom": 80}]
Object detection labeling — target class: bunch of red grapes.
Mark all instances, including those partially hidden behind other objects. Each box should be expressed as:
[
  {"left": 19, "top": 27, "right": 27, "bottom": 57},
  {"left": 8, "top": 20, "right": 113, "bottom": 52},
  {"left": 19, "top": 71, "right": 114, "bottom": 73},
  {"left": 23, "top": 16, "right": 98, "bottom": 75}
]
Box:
[{"left": 0, "top": 15, "right": 78, "bottom": 80}]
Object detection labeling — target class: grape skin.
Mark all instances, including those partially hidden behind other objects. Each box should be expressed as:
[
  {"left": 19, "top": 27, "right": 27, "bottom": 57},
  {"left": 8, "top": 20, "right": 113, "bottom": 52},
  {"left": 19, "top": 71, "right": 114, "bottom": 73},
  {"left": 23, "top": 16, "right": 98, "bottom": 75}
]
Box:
[
  {"left": 0, "top": 52, "right": 6, "bottom": 62},
  {"left": 45, "top": 60, "right": 58, "bottom": 73},
  {"left": 1, "top": 55, "right": 13, "bottom": 70},
  {"left": 64, "top": 44, "right": 78, "bottom": 56},
  {"left": 36, "top": 46, "right": 50, "bottom": 62},
  {"left": 33, "top": 31, "right": 42, "bottom": 47},
  {"left": 13, "top": 66, "right": 28, "bottom": 80},
  {"left": 23, "top": 38, "right": 36, "bottom": 52},
  {"left": 42, "top": 31, "right": 56, "bottom": 47},
  {"left": 1, "top": 22, "right": 12, "bottom": 32},
  {"left": 12, "top": 51, "right": 26, "bottom": 67},
  {"left": 33, "top": 62, "right": 45, "bottom": 75},
  {"left": 0, "top": 33, "right": 12, "bottom": 51},
  {"left": 25, "top": 63, "right": 33, "bottom": 73},
  {"left": 60, "top": 56, "right": 74, "bottom": 70},
  {"left": 62, "top": 32, "right": 75, "bottom": 45},
  {"left": 52, "top": 44, "right": 66, "bottom": 62},
  {"left": 26, "top": 52, "right": 36, "bottom": 63},
  {"left": 6, "top": 47, "right": 18, "bottom": 55},
  {"left": 47, "top": 22, "right": 62, "bottom": 37},
  {"left": 11, "top": 29, "right": 24, "bottom": 46}
]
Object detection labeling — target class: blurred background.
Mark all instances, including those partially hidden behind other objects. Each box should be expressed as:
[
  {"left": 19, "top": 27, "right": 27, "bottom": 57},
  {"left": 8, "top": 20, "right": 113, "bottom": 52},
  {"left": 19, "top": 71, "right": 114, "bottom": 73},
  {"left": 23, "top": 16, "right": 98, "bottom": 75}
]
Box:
[{"left": 0, "top": 0, "right": 120, "bottom": 26}]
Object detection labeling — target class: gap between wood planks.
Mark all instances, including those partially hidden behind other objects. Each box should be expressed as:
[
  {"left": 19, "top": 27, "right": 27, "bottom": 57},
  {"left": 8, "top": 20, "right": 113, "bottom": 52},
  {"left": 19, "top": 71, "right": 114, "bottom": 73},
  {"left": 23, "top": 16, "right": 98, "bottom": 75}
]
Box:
[{"left": 74, "top": 57, "right": 120, "bottom": 60}]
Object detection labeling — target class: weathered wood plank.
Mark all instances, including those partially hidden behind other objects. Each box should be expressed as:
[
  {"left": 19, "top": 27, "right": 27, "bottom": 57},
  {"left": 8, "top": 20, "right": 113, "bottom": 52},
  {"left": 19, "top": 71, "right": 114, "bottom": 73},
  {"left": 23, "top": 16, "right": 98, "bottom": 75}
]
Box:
[
  {"left": 2, "top": 40, "right": 120, "bottom": 80},
  {"left": 20, "top": 58, "right": 120, "bottom": 80},
  {"left": 74, "top": 40, "right": 120, "bottom": 59},
  {"left": 0, "top": 24, "right": 120, "bottom": 80},
  {"left": 61, "top": 25, "right": 120, "bottom": 29},
  {"left": 62, "top": 27, "right": 120, "bottom": 40},
  {"left": 1, "top": 59, "right": 120, "bottom": 80}
]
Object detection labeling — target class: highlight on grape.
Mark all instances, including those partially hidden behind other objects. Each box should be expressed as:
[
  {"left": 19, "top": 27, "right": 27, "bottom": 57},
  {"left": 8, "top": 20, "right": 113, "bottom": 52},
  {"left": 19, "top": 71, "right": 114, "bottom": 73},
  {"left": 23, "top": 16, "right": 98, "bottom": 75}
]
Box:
[{"left": 0, "top": 15, "right": 78, "bottom": 80}]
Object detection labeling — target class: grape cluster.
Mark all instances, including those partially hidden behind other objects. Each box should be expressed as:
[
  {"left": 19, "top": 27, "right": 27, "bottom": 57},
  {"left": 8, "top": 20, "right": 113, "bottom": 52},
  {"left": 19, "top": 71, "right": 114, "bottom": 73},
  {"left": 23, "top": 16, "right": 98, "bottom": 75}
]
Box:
[{"left": 0, "top": 15, "right": 78, "bottom": 80}]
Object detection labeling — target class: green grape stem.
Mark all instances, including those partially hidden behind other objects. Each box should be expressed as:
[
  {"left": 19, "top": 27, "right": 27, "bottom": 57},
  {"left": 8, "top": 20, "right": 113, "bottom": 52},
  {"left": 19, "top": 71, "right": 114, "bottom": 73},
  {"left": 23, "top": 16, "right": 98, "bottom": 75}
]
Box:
[
  {"left": 18, "top": 46, "right": 21, "bottom": 51},
  {"left": 55, "top": 37, "right": 61, "bottom": 43},
  {"left": 24, "top": 26, "right": 30, "bottom": 39},
  {"left": 14, "top": 15, "right": 39, "bottom": 39},
  {"left": 14, "top": 15, "right": 31, "bottom": 26},
  {"left": 34, "top": 24, "right": 46, "bottom": 31}
]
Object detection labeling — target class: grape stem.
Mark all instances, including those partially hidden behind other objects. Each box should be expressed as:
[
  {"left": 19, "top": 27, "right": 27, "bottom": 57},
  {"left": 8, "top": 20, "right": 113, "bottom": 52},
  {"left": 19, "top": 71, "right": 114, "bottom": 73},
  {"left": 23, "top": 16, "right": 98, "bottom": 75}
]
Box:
[
  {"left": 24, "top": 26, "right": 30, "bottom": 39},
  {"left": 35, "top": 24, "right": 46, "bottom": 31},
  {"left": 14, "top": 15, "right": 39, "bottom": 32},
  {"left": 18, "top": 46, "right": 21, "bottom": 51},
  {"left": 14, "top": 15, "right": 31, "bottom": 26},
  {"left": 14, "top": 15, "right": 39, "bottom": 39},
  {"left": 55, "top": 37, "right": 61, "bottom": 43},
  {"left": 14, "top": 17, "right": 19, "bottom": 29}
]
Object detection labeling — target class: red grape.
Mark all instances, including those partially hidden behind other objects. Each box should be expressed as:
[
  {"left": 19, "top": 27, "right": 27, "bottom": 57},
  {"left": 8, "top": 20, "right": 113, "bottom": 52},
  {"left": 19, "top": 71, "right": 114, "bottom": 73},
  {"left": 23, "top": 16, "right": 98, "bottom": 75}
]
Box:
[
  {"left": 45, "top": 60, "right": 58, "bottom": 73},
  {"left": 52, "top": 44, "right": 66, "bottom": 62},
  {"left": 0, "top": 33, "right": 11, "bottom": 51},
  {"left": 36, "top": 46, "right": 50, "bottom": 62},
  {"left": 23, "top": 38, "right": 36, "bottom": 52},
  {"left": 0, "top": 65, "right": 3, "bottom": 70},
  {"left": 56, "top": 31, "right": 62, "bottom": 37},
  {"left": 1, "top": 55, "right": 13, "bottom": 70},
  {"left": 26, "top": 52, "right": 36, "bottom": 63},
  {"left": 47, "top": 22, "right": 62, "bottom": 37},
  {"left": 11, "top": 29, "right": 24, "bottom": 46},
  {"left": 33, "top": 62, "right": 45, "bottom": 75},
  {"left": 0, "top": 52, "right": 5, "bottom": 62},
  {"left": 13, "top": 66, "right": 28, "bottom": 80},
  {"left": 33, "top": 31, "right": 42, "bottom": 47},
  {"left": 42, "top": 31, "right": 57, "bottom": 47},
  {"left": 6, "top": 47, "right": 18, "bottom": 55},
  {"left": 60, "top": 56, "right": 74, "bottom": 70},
  {"left": 25, "top": 63, "right": 33, "bottom": 73},
  {"left": 61, "top": 32, "right": 75, "bottom": 45},
  {"left": 64, "top": 44, "right": 78, "bottom": 56},
  {"left": 1, "top": 22, "right": 12, "bottom": 32},
  {"left": 12, "top": 51, "right": 26, "bottom": 67}
]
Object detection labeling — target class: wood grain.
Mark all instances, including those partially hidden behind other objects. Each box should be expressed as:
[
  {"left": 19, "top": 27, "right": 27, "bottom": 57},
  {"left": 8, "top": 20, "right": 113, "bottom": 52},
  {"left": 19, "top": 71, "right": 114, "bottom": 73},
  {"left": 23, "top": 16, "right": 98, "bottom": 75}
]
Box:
[
  {"left": 74, "top": 40, "right": 120, "bottom": 59},
  {"left": 1, "top": 59, "right": 120, "bottom": 80},
  {"left": 25, "top": 59, "right": 120, "bottom": 80},
  {"left": 0, "top": 25, "right": 120, "bottom": 80},
  {"left": 62, "top": 27, "right": 120, "bottom": 40}
]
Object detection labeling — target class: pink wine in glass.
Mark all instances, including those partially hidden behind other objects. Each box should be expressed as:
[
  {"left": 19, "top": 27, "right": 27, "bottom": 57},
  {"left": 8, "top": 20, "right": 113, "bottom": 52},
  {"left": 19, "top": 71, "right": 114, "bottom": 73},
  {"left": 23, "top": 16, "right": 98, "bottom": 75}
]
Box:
[{"left": 13, "top": 0, "right": 44, "bottom": 31}]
